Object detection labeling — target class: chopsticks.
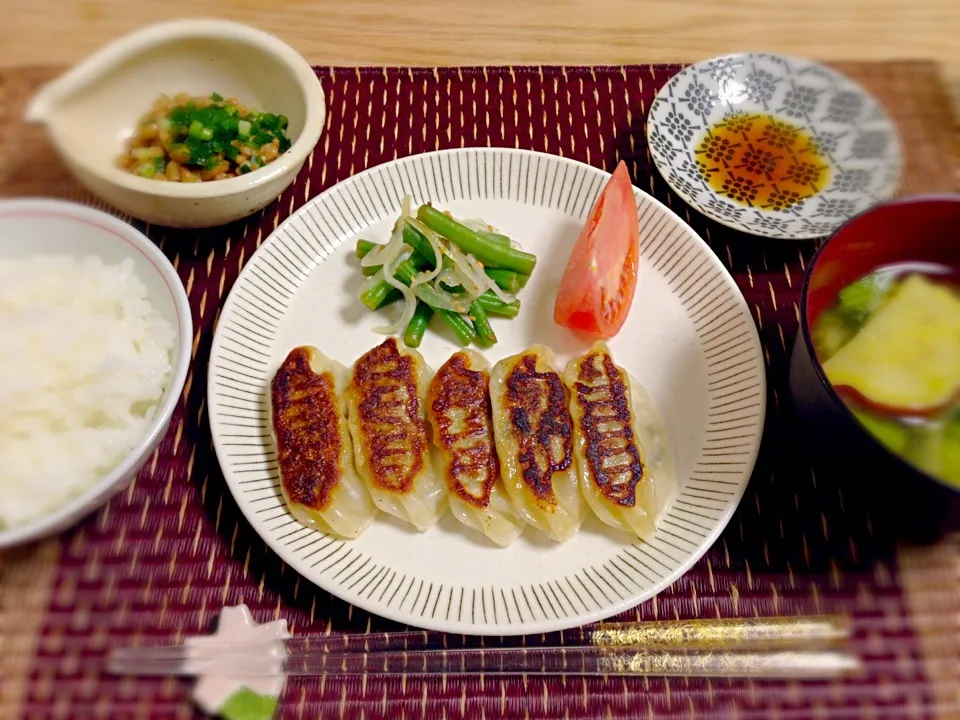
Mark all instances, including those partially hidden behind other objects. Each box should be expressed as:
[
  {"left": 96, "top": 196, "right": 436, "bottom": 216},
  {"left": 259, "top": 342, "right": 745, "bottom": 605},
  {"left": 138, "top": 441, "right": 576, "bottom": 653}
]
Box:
[
  {"left": 108, "top": 615, "right": 861, "bottom": 679},
  {"left": 113, "top": 647, "right": 860, "bottom": 679}
]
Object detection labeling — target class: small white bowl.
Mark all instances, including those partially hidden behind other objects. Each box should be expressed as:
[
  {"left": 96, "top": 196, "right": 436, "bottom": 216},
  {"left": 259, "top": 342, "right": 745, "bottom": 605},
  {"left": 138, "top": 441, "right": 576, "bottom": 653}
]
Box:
[
  {"left": 0, "top": 198, "right": 192, "bottom": 548},
  {"left": 24, "top": 19, "right": 326, "bottom": 228}
]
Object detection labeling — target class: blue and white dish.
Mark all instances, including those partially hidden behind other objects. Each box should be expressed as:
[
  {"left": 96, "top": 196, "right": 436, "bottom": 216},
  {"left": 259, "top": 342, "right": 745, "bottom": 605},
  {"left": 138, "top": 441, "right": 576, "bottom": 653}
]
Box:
[{"left": 647, "top": 53, "right": 902, "bottom": 240}]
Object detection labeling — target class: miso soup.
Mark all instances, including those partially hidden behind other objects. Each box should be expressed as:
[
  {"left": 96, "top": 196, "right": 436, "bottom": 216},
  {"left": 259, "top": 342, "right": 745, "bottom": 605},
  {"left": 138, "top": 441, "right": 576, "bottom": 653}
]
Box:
[{"left": 811, "top": 264, "right": 960, "bottom": 487}]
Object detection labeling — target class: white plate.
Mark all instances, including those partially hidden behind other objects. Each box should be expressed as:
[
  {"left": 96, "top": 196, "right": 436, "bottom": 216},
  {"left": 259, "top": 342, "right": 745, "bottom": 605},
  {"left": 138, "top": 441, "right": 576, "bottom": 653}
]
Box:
[
  {"left": 208, "top": 148, "right": 766, "bottom": 635},
  {"left": 647, "top": 53, "right": 902, "bottom": 240}
]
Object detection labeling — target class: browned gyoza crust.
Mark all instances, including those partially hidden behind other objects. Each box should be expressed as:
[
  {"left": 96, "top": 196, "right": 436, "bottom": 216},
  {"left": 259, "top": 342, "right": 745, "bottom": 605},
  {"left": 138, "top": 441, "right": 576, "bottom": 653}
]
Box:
[
  {"left": 428, "top": 352, "right": 499, "bottom": 509},
  {"left": 501, "top": 353, "right": 573, "bottom": 508},
  {"left": 351, "top": 338, "right": 427, "bottom": 494},
  {"left": 569, "top": 349, "right": 644, "bottom": 507},
  {"left": 270, "top": 347, "right": 343, "bottom": 510}
]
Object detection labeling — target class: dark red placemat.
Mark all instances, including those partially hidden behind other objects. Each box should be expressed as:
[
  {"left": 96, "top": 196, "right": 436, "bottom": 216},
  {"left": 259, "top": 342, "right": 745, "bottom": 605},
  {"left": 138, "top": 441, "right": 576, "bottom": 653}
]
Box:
[{"left": 2, "top": 63, "right": 958, "bottom": 719}]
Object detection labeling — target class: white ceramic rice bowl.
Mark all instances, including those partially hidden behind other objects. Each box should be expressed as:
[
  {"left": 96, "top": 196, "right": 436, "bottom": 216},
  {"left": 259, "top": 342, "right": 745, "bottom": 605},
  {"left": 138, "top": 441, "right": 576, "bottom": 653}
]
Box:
[{"left": 0, "top": 198, "right": 191, "bottom": 547}]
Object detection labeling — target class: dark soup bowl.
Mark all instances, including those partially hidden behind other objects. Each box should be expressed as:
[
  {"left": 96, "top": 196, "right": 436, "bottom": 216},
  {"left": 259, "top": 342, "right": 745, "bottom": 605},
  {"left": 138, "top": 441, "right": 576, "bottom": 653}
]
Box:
[{"left": 789, "top": 194, "right": 960, "bottom": 542}]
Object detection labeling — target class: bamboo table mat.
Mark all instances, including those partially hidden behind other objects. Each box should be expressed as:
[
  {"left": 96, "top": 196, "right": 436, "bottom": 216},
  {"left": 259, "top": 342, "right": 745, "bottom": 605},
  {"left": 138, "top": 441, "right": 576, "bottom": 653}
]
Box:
[{"left": 1, "top": 61, "right": 958, "bottom": 719}]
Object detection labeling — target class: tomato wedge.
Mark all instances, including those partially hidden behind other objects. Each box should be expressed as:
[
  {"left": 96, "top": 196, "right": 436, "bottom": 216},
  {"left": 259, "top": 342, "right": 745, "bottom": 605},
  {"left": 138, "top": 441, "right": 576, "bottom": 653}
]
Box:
[{"left": 553, "top": 160, "right": 639, "bottom": 337}]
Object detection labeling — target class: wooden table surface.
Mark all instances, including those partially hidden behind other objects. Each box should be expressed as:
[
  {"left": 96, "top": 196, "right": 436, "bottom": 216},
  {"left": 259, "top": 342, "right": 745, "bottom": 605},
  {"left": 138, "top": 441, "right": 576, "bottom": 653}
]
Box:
[{"left": 3, "top": 0, "right": 960, "bottom": 115}]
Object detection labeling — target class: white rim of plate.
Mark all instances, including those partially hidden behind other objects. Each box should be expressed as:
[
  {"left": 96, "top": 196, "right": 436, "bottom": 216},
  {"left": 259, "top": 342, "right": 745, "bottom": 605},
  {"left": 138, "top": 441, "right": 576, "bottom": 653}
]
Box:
[
  {"left": 208, "top": 148, "right": 766, "bottom": 635},
  {"left": 646, "top": 52, "right": 903, "bottom": 241}
]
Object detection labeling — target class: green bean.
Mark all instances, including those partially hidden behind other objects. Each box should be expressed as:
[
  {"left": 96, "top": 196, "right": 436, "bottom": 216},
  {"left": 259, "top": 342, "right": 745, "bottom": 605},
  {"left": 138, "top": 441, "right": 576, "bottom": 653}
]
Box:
[
  {"left": 356, "top": 239, "right": 378, "bottom": 259},
  {"left": 405, "top": 222, "right": 527, "bottom": 300},
  {"left": 403, "top": 221, "right": 440, "bottom": 266},
  {"left": 403, "top": 301, "right": 434, "bottom": 347},
  {"left": 469, "top": 301, "right": 497, "bottom": 347},
  {"left": 485, "top": 268, "right": 529, "bottom": 293},
  {"left": 379, "top": 289, "right": 403, "bottom": 307},
  {"left": 484, "top": 232, "right": 512, "bottom": 247},
  {"left": 417, "top": 205, "right": 537, "bottom": 275},
  {"left": 358, "top": 215, "right": 524, "bottom": 343},
  {"left": 407, "top": 220, "right": 512, "bottom": 264},
  {"left": 356, "top": 228, "right": 433, "bottom": 309},
  {"left": 436, "top": 309, "right": 476, "bottom": 346},
  {"left": 397, "top": 223, "right": 471, "bottom": 311},
  {"left": 414, "top": 283, "right": 473, "bottom": 315},
  {"left": 356, "top": 240, "right": 386, "bottom": 277},
  {"left": 476, "top": 292, "right": 520, "bottom": 317},
  {"left": 359, "top": 257, "right": 426, "bottom": 310}
]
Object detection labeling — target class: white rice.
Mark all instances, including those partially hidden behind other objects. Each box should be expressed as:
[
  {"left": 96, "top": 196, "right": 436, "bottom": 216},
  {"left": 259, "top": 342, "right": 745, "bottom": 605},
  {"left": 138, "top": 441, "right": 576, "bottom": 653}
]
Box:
[{"left": 0, "top": 254, "right": 176, "bottom": 529}]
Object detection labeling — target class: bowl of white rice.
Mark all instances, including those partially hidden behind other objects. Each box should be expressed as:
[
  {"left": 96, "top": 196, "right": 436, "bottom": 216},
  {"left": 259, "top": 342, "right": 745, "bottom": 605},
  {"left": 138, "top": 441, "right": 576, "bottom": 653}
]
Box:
[{"left": 0, "top": 198, "right": 191, "bottom": 547}]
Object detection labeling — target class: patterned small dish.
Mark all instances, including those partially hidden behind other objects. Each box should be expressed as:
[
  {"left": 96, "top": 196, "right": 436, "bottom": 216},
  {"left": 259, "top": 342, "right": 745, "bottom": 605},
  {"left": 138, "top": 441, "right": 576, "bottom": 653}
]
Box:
[{"left": 647, "top": 53, "right": 902, "bottom": 240}]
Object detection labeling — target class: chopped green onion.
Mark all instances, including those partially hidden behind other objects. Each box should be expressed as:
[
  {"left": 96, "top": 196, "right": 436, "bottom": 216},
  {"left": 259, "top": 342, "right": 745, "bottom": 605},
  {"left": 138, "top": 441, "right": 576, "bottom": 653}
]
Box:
[
  {"left": 221, "top": 116, "right": 240, "bottom": 134},
  {"left": 122, "top": 92, "right": 292, "bottom": 183},
  {"left": 136, "top": 163, "right": 157, "bottom": 178}
]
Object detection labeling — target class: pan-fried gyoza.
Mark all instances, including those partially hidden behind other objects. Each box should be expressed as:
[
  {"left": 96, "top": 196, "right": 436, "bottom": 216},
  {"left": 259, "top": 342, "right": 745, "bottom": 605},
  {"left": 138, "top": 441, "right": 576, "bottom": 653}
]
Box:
[
  {"left": 269, "top": 346, "right": 377, "bottom": 539},
  {"left": 427, "top": 350, "right": 522, "bottom": 546},
  {"left": 563, "top": 341, "right": 676, "bottom": 540},
  {"left": 345, "top": 338, "right": 446, "bottom": 532},
  {"left": 489, "top": 345, "right": 583, "bottom": 542},
  {"left": 271, "top": 338, "right": 675, "bottom": 543}
]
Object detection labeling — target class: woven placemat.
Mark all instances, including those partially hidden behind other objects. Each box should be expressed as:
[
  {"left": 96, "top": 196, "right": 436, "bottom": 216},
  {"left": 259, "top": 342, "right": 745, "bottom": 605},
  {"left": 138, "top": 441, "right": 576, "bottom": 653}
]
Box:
[{"left": 0, "top": 62, "right": 958, "bottom": 720}]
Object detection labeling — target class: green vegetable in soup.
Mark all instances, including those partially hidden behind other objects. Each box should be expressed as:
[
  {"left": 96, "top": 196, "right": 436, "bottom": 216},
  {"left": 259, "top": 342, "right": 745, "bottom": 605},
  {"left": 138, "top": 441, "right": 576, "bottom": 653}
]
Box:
[
  {"left": 811, "top": 311, "right": 855, "bottom": 362},
  {"left": 938, "top": 414, "right": 960, "bottom": 485},
  {"left": 814, "top": 269, "right": 960, "bottom": 488},
  {"left": 822, "top": 274, "right": 960, "bottom": 413},
  {"left": 835, "top": 270, "right": 896, "bottom": 326},
  {"left": 851, "top": 407, "right": 960, "bottom": 488},
  {"left": 853, "top": 410, "right": 910, "bottom": 454}
]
